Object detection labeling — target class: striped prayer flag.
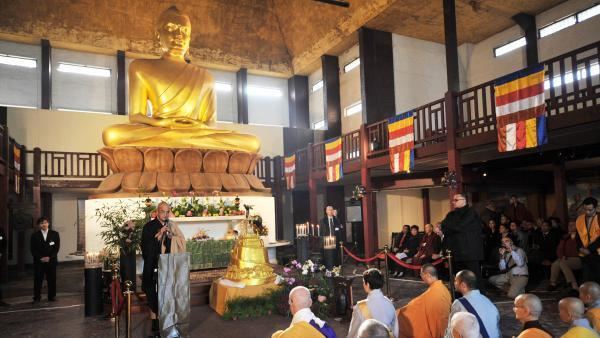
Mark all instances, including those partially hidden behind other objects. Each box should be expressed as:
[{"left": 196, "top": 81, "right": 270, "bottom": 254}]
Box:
[
  {"left": 388, "top": 111, "right": 415, "bottom": 174},
  {"left": 284, "top": 154, "right": 296, "bottom": 190},
  {"left": 494, "top": 64, "right": 547, "bottom": 152},
  {"left": 325, "top": 137, "right": 343, "bottom": 182}
]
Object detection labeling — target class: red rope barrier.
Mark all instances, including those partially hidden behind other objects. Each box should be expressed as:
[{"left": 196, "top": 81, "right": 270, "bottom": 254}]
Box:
[
  {"left": 343, "top": 246, "right": 385, "bottom": 263},
  {"left": 386, "top": 253, "right": 445, "bottom": 270},
  {"left": 110, "top": 279, "right": 125, "bottom": 316}
]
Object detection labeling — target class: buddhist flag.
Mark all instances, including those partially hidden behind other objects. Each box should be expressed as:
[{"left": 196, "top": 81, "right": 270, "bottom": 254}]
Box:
[
  {"left": 13, "top": 144, "right": 21, "bottom": 194},
  {"left": 284, "top": 154, "right": 296, "bottom": 190},
  {"left": 388, "top": 112, "right": 414, "bottom": 174},
  {"left": 494, "top": 64, "right": 547, "bottom": 152},
  {"left": 325, "top": 137, "right": 343, "bottom": 182}
]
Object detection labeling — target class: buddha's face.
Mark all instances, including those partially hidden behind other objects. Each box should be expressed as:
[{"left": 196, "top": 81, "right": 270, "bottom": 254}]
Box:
[{"left": 157, "top": 12, "right": 191, "bottom": 57}]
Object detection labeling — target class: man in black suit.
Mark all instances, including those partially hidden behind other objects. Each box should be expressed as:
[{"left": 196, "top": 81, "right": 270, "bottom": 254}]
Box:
[
  {"left": 30, "top": 217, "right": 60, "bottom": 302},
  {"left": 319, "top": 206, "right": 344, "bottom": 264},
  {"left": 441, "top": 194, "right": 484, "bottom": 289}
]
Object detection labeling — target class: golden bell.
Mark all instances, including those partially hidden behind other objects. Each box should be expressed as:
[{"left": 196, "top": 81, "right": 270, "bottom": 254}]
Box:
[{"left": 224, "top": 221, "right": 274, "bottom": 286}]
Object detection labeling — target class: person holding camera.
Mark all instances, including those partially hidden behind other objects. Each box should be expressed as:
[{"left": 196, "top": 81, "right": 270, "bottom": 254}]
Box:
[{"left": 488, "top": 237, "right": 528, "bottom": 299}]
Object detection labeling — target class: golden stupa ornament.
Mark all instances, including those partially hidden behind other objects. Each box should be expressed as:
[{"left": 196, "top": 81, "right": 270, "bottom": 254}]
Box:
[
  {"left": 101, "top": 6, "right": 260, "bottom": 153},
  {"left": 224, "top": 219, "right": 275, "bottom": 286}
]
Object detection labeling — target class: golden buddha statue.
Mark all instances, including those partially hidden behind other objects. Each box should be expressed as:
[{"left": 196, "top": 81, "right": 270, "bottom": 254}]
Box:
[{"left": 102, "top": 6, "right": 260, "bottom": 153}]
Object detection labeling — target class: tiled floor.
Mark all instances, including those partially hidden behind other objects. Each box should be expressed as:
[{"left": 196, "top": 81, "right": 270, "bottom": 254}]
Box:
[{"left": 0, "top": 262, "right": 568, "bottom": 337}]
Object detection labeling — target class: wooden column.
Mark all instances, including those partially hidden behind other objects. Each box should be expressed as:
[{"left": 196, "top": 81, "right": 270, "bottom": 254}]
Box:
[
  {"left": 33, "top": 147, "right": 42, "bottom": 221},
  {"left": 360, "top": 124, "right": 378, "bottom": 256},
  {"left": 443, "top": 0, "right": 460, "bottom": 92},
  {"left": 422, "top": 188, "right": 431, "bottom": 225},
  {"left": 0, "top": 125, "right": 9, "bottom": 282},
  {"left": 273, "top": 156, "right": 284, "bottom": 240},
  {"left": 236, "top": 68, "right": 249, "bottom": 124},
  {"left": 513, "top": 13, "right": 539, "bottom": 67},
  {"left": 553, "top": 162, "right": 568, "bottom": 226},
  {"left": 445, "top": 91, "right": 463, "bottom": 206},
  {"left": 116, "top": 50, "right": 127, "bottom": 115},
  {"left": 307, "top": 143, "right": 318, "bottom": 224},
  {"left": 322, "top": 55, "right": 341, "bottom": 139},
  {"left": 41, "top": 39, "right": 52, "bottom": 110},
  {"left": 359, "top": 27, "right": 396, "bottom": 124},
  {"left": 288, "top": 75, "right": 309, "bottom": 129},
  {"left": 0, "top": 106, "right": 6, "bottom": 125}
]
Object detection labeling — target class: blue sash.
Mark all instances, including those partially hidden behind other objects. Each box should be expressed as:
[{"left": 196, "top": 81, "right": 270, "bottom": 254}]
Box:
[
  {"left": 309, "top": 319, "right": 338, "bottom": 338},
  {"left": 458, "top": 297, "right": 490, "bottom": 338}
]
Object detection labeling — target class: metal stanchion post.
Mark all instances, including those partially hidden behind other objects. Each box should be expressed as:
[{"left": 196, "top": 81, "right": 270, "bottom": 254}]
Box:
[
  {"left": 383, "top": 245, "right": 391, "bottom": 298},
  {"left": 124, "top": 280, "right": 133, "bottom": 338},
  {"left": 447, "top": 250, "right": 455, "bottom": 301},
  {"left": 111, "top": 262, "right": 120, "bottom": 338}
]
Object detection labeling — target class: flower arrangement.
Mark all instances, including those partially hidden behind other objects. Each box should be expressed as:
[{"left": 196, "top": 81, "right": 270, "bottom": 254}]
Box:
[
  {"left": 170, "top": 196, "right": 245, "bottom": 217},
  {"left": 191, "top": 230, "right": 211, "bottom": 242},
  {"left": 275, "top": 259, "right": 341, "bottom": 318},
  {"left": 96, "top": 200, "right": 146, "bottom": 256}
]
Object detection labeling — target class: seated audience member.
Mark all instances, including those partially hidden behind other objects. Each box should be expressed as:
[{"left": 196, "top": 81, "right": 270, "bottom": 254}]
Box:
[
  {"left": 444, "top": 270, "right": 500, "bottom": 338},
  {"left": 412, "top": 223, "right": 442, "bottom": 266},
  {"left": 558, "top": 297, "right": 598, "bottom": 338},
  {"left": 394, "top": 225, "right": 421, "bottom": 277},
  {"left": 391, "top": 225, "right": 411, "bottom": 277},
  {"left": 489, "top": 237, "right": 528, "bottom": 299},
  {"left": 513, "top": 294, "right": 552, "bottom": 338},
  {"left": 449, "top": 312, "right": 480, "bottom": 338},
  {"left": 509, "top": 221, "right": 527, "bottom": 249},
  {"left": 529, "top": 220, "right": 560, "bottom": 285},
  {"left": 549, "top": 222, "right": 582, "bottom": 292},
  {"left": 272, "top": 286, "right": 336, "bottom": 338},
  {"left": 348, "top": 268, "right": 398, "bottom": 338},
  {"left": 576, "top": 197, "right": 600, "bottom": 282},
  {"left": 397, "top": 264, "right": 451, "bottom": 338},
  {"left": 499, "top": 214, "right": 510, "bottom": 228},
  {"left": 580, "top": 282, "right": 600, "bottom": 332},
  {"left": 357, "top": 319, "right": 394, "bottom": 338}
]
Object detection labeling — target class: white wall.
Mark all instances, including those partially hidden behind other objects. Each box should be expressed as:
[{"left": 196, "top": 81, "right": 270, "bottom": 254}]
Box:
[
  {"left": 464, "top": 0, "right": 600, "bottom": 87},
  {"left": 0, "top": 40, "right": 41, "bottom": 108},
  {"left": 429, "top": 187, "right": 451, "bottom": 224},
  {"left": 247, "top": 74, "right": 289, "bottom": 127},
  {"left": 392, "top": 35, "right": 448, "bottom": 113},
  {"left": 212, "top": 69, "right": 238, "bottom": 123},
  {"left": 308, "top": 68, "right": 325, "bottom": 129},
  {"left": 52, "top": 48, "right": 117, "bottom": 113},
  {"left": 338, "top": 44, "right": 362, "bottom": 134},
  {"left": 7, "top": 107, "right": 285, "bottom": 157},
  {"left": 52, "top": 193, "right": 84, "bottom": 261},
  {"left": 376, "top": 189, "right": 424, "bottom": 246}
]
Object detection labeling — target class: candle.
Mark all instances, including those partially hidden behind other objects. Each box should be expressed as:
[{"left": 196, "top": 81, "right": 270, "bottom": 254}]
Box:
[
  {"left": 317, "top": 224, "right": 320, "bottom": 237},
  {"left": 324, "top": 235, "right": 336, "bottom": 249}
]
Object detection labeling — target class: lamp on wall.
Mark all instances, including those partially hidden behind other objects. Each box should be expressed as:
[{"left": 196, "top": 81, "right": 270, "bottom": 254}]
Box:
[{"left": 441, "top": 171, "right": 458, "bottom": 190}]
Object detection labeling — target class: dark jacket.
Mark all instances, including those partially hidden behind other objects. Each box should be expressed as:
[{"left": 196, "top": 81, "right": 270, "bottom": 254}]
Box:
[
  {"left": 441, "top": 205, "right": 484, "bottom": 262},
  {"left": 30, "top": 229, "right": 60, "bottom": 264},
  {"left": 141, "top": 218, "right": 164, "bottom": 290},
  {"left": 319, "top": 216, "right": 343, "bottom": 238},
  {"left": 403, "top": 234, "right": 421, "bottom": 257}
]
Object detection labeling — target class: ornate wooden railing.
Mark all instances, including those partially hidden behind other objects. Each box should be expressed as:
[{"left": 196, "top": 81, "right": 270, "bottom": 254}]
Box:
[
  {"left": 456, "top": 81, "right": 496, "bottom": 137},
  {"left": 342, "top": 130, "right": 361, "bottom": 162},
  {"left": 25, "top": 150, "right": 111, "bottom": 179},
  {"left": 312, "top": 141, "right": 326, "bottom": 170},
  {"left": 295, "top": 148, "right": 309, "bottom": 182}
]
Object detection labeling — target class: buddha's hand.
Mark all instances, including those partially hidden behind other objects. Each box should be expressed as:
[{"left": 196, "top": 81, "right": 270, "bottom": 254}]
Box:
[{"left": 155, "top": 117, "right": 201, "bottom": 129}]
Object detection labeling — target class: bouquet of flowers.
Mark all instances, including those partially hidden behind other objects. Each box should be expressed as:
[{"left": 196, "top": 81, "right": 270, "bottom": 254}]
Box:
[{"left": 191, "top": 230, "right": 211, "bottom": 242}]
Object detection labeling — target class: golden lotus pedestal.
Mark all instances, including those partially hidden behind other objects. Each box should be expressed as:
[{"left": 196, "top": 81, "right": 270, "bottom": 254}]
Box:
[
  {"left": 209, "top": 232, "right": 279, "bottom": 316},
  {"left": 96, "top": 147, "right": 270, "bottom": 194}
]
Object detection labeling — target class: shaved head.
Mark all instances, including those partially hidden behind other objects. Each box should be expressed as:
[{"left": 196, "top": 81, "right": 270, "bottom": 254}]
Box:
[
  {"left": 514, "top": 294, "right": 543, "bottom": 321},
  {"left": 421, "top": 264, "right": 438, "bottom": 278},
  {"left": 357, "top": 319, "right": 392, "bottom": 338},
  {"left": 559, "top": 297, "right": 586, "bottom": 324},
  {"left": 580, "top": 282, "right": 600, "bottom": 305},
  {"left": 456, "top": 270, "right": 477, "bottom": 290},
  {"left": 289, "top": 286, "right": 312, "bottom": 314}
]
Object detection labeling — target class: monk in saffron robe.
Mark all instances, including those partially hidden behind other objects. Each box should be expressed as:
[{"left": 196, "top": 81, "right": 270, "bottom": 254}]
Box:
[
  {"left": 397, "top": 264, "right": 451, "bottom": 338},
  {"left": 272, "top": 286, "right": 337, "bottom": 338},
  {"left": 580, "top": 282, "right": 600, "bottom": 332}
]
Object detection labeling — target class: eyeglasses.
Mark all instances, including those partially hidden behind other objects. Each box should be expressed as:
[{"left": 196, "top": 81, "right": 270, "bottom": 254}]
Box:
[{"left": 452, "top": 198, "right": 464, "bottom": 202}]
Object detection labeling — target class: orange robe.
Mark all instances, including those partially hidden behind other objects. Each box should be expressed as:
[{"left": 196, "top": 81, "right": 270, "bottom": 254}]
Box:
[
  {"left": 396, "top": 280, "right": 451, "bottom": 338},
  {"left": 587, "top": 308, "right": 600, "bottom": 332}
]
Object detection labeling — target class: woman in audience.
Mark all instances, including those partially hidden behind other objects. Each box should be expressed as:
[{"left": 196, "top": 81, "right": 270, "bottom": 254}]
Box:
[
  {"left": 412, "top": 223, "right": 442, "bottom": 266},
  {"left": 549, "top": 222, "right": 582, "bottom": 292},
  {"left": 484, "top": 219, "right": 501, "bottom": 264},
  {"left": 393, "top": 225, "right": 421, "bottom": 277}
]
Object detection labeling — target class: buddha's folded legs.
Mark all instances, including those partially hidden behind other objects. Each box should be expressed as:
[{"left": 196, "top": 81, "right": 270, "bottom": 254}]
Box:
[{"left": 102, "top": 124, "right": 260, "bottom": 153}]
